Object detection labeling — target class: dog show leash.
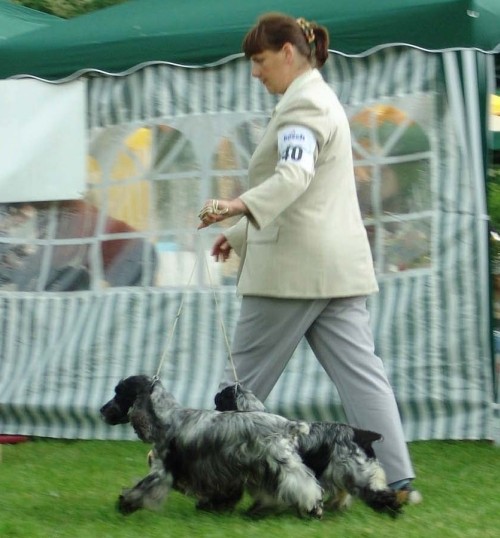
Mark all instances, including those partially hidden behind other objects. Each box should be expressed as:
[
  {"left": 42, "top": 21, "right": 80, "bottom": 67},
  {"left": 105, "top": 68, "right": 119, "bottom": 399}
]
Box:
[{"left": 153, "top": 246, "right": 240, "bottom": 386}]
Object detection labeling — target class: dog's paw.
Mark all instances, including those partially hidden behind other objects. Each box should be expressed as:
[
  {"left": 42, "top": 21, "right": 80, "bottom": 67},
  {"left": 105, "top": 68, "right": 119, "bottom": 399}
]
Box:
[
  {"left": 363, "top": 488, "right": 405, "bottom": 518},
  {"left": 307, "top": 501, "right": 323, "bottom": 519},
  {"left": 117, "top": 494, "right": 140, "bottom": 515}
]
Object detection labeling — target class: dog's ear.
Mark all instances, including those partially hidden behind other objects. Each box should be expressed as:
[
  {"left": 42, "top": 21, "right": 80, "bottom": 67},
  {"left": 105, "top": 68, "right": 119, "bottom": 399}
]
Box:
[
  {"left": 129, "top": 397, "right": 155, "bottom": 442},
  {"left": 126, "top": 384, "right": 157, "bottom": 442}
]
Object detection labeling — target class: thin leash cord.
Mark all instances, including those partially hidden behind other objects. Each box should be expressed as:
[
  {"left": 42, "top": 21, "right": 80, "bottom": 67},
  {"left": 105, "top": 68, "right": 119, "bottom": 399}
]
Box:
[
  {"left": 202, "top": 252, "right": 239, "bottom": 385},
  {"left": 154, "top": 256, "right": 198, "bottom": 379},
  {"left": 154, "top": 249, "right": 239, "bottom": 384}
]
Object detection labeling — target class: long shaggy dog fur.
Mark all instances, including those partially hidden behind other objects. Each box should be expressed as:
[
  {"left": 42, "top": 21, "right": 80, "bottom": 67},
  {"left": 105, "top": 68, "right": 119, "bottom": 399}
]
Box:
[
  {"left": 215, "top": 384, "right": 405, "bottom": 516},
  {"left": 100, "top": 375, "right": 324, "bottom": 518}
]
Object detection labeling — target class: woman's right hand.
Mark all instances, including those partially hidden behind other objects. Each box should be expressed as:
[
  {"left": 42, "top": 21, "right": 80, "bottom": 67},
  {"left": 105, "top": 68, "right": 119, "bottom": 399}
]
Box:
[{"left": 211, "top": 234, "right": 232, "bottom": 262}]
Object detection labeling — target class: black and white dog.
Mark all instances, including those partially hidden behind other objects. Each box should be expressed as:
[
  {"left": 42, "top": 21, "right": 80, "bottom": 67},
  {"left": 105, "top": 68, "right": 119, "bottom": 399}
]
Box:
[
  {"left": 215, "top": 384, "right": 405, "bottom": 516},
  {"left": 100, "top": 375, "right": 324, "bottom": 518}
]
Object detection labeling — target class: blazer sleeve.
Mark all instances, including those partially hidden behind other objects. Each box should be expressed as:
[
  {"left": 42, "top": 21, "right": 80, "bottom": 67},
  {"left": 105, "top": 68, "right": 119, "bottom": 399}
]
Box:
[
  {"left": 276, "top": 98, "right": 331, "bottom": 148},
  {"left": 240, "top": 99, "right": 330, "bottom": 230}
]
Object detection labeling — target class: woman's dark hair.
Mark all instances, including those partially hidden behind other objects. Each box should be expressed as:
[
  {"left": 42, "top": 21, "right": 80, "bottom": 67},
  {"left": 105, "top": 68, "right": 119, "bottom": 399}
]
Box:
[{"left": 242, "top": 13, "right": 329, "bottom": 68}]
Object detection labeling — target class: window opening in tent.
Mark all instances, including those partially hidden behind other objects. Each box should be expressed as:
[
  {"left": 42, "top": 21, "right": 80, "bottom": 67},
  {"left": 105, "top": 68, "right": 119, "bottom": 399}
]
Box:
[{"left": 350, "top": 103, "right": 433, "bottom": 275}]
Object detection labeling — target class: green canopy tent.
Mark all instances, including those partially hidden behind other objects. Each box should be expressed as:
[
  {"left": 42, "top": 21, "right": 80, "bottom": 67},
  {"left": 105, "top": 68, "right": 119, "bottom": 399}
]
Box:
[
  {"left": 0, "top": 0, "right": 499, "bottom": 443},
  {"left": 0, "top": 0, "right": 62, "bottom": 40},
  {"left": 0, "top": 0, "right": 498, "bottom": 79}
]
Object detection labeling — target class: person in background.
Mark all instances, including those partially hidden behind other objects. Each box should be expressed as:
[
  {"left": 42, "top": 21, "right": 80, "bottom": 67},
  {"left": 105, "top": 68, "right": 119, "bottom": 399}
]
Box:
[
  {"left": 198, "top": 12, "right": 421, "bottom": 503},
  {"left": 0, "top": 200, "right": 157, "bottom": 291}
]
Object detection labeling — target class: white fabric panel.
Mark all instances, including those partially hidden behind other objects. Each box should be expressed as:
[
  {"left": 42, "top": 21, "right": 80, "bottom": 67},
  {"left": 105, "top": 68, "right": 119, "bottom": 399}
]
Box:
[{"left": 0, "top": 79, "right": 87, "bottom": 203}]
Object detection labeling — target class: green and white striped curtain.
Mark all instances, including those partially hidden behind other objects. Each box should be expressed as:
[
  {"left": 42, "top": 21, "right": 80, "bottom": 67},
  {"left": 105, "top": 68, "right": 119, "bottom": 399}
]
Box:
[{"left": 0, "top": 47, "right": 495, "bottom": 441}]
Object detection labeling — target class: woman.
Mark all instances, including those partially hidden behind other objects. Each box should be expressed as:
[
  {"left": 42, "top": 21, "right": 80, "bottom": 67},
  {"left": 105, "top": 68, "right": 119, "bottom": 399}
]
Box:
[{"left": 198, "top": 13, "right": 421, "bottom": 502}]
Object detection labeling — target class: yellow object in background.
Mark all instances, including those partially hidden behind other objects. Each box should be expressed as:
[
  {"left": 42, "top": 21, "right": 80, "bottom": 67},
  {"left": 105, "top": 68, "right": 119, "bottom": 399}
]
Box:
[
  {"left": 87, "top": 127, "right": 152, "bottom": 231},
  {"left": 492, "top": 94, "right": 500, "bottom": 116}
]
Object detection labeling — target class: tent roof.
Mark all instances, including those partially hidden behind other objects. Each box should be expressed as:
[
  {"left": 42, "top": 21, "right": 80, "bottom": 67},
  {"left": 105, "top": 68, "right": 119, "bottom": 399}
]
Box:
[
  {"left": 0, "top": 0, "right": 62, "bottom": 40},
  {"left": 0, "top": 0, "right": 499, "bottom": 81}
]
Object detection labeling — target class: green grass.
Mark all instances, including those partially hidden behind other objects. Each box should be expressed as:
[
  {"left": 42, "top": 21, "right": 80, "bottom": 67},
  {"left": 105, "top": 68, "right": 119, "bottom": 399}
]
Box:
[{"left": 1, "top": 439, "right": 499, "bottom": 538}]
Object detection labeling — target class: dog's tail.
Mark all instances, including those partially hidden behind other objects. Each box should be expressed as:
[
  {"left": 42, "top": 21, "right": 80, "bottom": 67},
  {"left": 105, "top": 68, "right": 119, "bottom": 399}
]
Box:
[
  {"left": 351, "top": 428, "right": 382, "bottom": 459},
  {"left": 359, "top": 487, "right": 404, "bottom": 518}
]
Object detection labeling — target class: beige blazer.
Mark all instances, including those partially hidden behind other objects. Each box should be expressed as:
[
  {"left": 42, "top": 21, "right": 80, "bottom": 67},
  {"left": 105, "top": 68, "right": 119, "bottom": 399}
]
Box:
[{"left": 224, "top": 69, "right": 378, "bottom": 299}]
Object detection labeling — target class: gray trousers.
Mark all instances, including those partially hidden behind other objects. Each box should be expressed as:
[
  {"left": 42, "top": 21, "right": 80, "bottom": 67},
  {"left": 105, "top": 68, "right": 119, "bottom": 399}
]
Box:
[{"left": 220, "top": 295, "right": 415, "bottom": 484}]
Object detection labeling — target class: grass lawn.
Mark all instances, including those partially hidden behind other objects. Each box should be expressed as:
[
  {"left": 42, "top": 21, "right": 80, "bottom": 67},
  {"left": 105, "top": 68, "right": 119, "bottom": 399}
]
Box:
[{"left": 1, "top": 439, "right": 499, "bottom": 538}]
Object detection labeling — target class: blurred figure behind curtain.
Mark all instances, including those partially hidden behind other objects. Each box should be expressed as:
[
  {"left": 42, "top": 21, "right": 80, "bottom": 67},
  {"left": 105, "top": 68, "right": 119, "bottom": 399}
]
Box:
[{"left": 0, "top": 199, "right": 158, "bottom": 291}]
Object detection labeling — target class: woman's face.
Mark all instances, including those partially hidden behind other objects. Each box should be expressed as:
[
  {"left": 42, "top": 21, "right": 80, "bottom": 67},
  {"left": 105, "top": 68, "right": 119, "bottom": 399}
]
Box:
[{"left": 250, "top": 48, "right": 289, "bottom": 94}]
